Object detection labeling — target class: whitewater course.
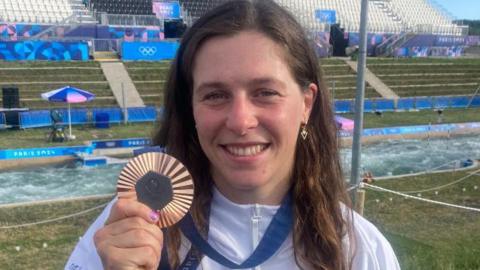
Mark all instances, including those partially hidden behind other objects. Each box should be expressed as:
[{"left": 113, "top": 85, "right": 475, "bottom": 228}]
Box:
[{"left": 0, "top": 121, "right": 479, "bottom": 205}]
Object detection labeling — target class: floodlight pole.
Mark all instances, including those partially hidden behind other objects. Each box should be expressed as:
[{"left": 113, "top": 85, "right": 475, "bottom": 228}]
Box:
[{"left": 350, "top": 0, "right": 369, "bottom": 205}]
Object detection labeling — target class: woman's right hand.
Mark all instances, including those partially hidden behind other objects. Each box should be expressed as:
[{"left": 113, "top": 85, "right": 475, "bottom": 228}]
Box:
[{"left": 94, "top": 195, "right": 164, "bottom": 270}]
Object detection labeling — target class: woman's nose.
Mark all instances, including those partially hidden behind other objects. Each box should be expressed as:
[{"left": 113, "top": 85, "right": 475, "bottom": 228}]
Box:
[{"left": 225, "top": 95, "right": 258, "bottom": 135}]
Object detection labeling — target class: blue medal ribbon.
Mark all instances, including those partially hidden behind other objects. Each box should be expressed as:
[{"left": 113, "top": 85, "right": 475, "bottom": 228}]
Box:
[{"left": 178, "top": 193, "right": 293, "bottom": 269}]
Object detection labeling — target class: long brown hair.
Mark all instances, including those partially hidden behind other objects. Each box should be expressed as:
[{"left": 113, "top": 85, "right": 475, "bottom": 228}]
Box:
[{"left": 153, "top": 0, "right": 351, "bottom": 269}]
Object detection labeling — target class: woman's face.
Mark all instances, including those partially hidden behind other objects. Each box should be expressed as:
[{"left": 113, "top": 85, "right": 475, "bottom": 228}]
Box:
[{"left": 192, "top": 31, "right": 316, "bottom": 204}]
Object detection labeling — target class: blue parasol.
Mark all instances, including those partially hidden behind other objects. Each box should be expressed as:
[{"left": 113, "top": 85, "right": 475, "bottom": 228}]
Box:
[{"left": 41, "top": 86, "right": 95, "bottom": 139}]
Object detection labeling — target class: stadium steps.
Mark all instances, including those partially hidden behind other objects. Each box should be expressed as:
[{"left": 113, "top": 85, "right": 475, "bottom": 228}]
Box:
[
  {"left": 344, "top": 60, "right": 399, "bottom": 100},
  {"left": 321, "top": 58, "right": 379, "bottom": 99},
  {"left": 367, "top": 58, "right": 480, "bottom": 97},
  {"left": 124, "top": 61, "right": 172, "bottom": 106},
  {"left": 0, "top": 61, "right": 116, "bottom": 109},
  {"left": 100, "top": 62, "right": 144, "bottom": 108},
  {"left": 93, "top": 51, "right": 120, "bottom": 61},
  {"left": 70, "top": 0, "right": 98, "bottom": 23}
]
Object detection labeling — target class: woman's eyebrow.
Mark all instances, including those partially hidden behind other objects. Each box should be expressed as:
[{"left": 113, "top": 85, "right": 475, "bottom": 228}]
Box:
[
  {"left": 248, "top": 77, "right": 286, "bottom": 89},
  {"left": 195, "top": 81, "right": 229, "bottom": 93}
]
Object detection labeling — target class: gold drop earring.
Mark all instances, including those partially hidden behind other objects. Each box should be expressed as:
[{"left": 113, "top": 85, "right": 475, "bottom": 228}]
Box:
[{"left": 300, "top": 123, "right": 308, "bottom": 140}]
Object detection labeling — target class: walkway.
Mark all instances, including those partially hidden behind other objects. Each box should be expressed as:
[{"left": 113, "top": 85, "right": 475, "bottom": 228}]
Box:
[
  {"left": 344, "top": 60, "right": 399, "bottom": 100},
  {"left": 100, "top": 62, "right": 144, "bottom": 108}
]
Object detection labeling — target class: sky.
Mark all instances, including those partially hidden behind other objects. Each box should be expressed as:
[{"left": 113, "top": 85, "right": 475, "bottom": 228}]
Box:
[{"left": 433, "top": 0, "right": 480, "bottom": 20}]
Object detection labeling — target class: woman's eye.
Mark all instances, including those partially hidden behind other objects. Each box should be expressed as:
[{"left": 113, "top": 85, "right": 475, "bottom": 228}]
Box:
[
  {"left": 256, "top": 89, "right": 279, "bottom": 97},
  {"left": 203, "top": 91, "right": 228, "bottom": 101}
]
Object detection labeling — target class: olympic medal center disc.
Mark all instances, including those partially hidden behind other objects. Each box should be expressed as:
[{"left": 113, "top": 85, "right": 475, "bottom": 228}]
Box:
[{"left": 117, "top": 152, "right": 194, "bottom": 228}]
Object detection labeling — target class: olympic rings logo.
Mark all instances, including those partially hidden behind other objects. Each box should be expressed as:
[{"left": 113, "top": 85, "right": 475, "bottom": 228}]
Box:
[{"left": 138, "top": 46, "right": 157, "bottom": 56}]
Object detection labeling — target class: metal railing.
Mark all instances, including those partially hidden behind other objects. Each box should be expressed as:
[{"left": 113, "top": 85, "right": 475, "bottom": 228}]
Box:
[
  {"left": 92, "top": 39, "right": 121, "bottom": 52},
  {"left": 95, "top": 12, "right": 162, "bottom": 27}
]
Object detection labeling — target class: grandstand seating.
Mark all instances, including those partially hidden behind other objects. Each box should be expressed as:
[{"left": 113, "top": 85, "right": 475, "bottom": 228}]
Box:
[
  {"left": 89, "top": 0, "right": 154, "bottom": 15},
  {"left": 124, "top": 61, "right": 170, "bottom": 106},
  {"left": 386, "top": 0, "right": 461, "bottom": 35},
  {"left": 0, "top": 61, "right": 117, "bottom": 109},
  {"left": 179, "top": 0, "right": 226, "bottom": 22},
  {"left": 124, "top": 59, "right": 380, "bottom": 103},
  {"left": 178, "top": 0, "right": 463, "bottom": 35},
  {"left": 0, "top": 0, "right": 74, "bottom": 24},
  {"left": 321, "top": 58, "right": 380, "bottom": 99},
  {"left": 275, "top": 0, "right": 403, "bottom": 33},
  {"left": 367, "top": 58, "right": 480, "bottom": 97}
]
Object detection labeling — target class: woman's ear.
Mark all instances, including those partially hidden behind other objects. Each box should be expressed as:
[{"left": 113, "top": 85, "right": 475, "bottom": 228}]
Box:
[{"left": 303, "top": 83, "right": 318, "bottom": 123}]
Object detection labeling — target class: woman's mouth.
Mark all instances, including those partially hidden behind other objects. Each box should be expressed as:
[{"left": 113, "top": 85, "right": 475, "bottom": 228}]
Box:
[{"left": 223, "top": 144, "right": 269, "bottom": 157}]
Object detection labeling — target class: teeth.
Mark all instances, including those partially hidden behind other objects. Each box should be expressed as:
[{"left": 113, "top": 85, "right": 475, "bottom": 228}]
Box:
[{"left": 226, "top": 145, "right": 266, "bottom": 156}]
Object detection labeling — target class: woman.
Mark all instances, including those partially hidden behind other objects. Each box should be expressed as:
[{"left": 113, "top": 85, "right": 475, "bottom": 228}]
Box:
[{"left": 66, "top": 1, "right": 400, "bottom": 269}]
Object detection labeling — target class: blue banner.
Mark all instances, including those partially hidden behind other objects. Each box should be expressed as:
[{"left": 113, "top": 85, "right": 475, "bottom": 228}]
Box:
[
  {"left": 0, "top": 138, "right": 151, "bottom": 160},
  {"left": 0, "top": 146, "right": 93, "bottom": 160},
  {"left": 0, "top": 41, "right": 88, "bottom": 61},
  {"left": 315, "top": 10, "right": 336, "bottom": 24},
  {"left": 122, "top": 41, "right": 179, "bottom": 60},
  {"left": 91, "top": 138, "right": 151, "bottom": 149},
  {"left": 153, "top": 1, "right": 181, "bottom": 19},
  {"left": 364, "top": 123, "right": 480, "bottom": 137}
]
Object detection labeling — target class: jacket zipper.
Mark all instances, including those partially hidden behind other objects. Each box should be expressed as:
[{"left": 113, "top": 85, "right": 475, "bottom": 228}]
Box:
[{"left": 252, "top": 204, "right": 261, "bottom": 270}]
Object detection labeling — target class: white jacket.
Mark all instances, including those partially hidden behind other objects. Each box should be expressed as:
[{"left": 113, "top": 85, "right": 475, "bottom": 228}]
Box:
[{"left": 66, "top": 188, "right": 400, "bottom": 270}]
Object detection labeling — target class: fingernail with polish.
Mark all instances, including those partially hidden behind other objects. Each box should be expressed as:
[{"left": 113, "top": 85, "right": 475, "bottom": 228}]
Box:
[{"left": 149, "top": 210, "right": 159, "bottom": 222}]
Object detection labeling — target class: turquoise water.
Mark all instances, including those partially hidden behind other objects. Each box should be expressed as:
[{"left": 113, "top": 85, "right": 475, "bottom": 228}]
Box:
[
  {"left": 1, "top": 135, "right": 479, "bottom": 204},
  {"left": 0, "top": 163, "right": 123, "bottom": 205},
  {"left": 340, "top": 134, "right": 480, "bottom": 177}
]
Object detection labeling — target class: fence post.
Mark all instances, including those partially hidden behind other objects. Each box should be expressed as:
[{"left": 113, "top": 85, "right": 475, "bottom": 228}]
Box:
[
  {"left": 355, "top": 189, "right": 366, "bottom": 216},
  {"left": 122, "top": 83, "right": 128, "bottom": 124}
]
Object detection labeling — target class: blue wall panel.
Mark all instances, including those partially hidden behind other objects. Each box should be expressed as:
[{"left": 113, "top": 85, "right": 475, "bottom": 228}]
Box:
[
  {"left": 433, "top": 96, "right": 450, "bottom": 109},
  {"left": 0, "top": 41, "right": 88, "bottom": 61},
  {"left": 363, "top": 99, "right": 375, "bottom": 112},
  {"left": 415, "top": 97, "right": 433, "bottom": 110},
  {"left": 122, "top": 41, "right": 179, "bottom": 60},
  {"left": 397, "top": 98, "right": 415, "bottom": 111},
  {"left": 334, "top": 100, "right": 353, "bottom": 113},
  {"left": 470, "top": 96, "right": 480, "bottom": 107},
  {"left": 375, "top": 99, "right": 395, "bottom": 111},
  {"left": 449, "top": 96, "right": 469, "bottom": 108}
]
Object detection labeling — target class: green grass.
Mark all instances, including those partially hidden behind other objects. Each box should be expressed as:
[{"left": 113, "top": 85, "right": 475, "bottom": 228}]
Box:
[
  {"left": 0, "top": 61, "right": 101, "bottom": 68},
  {"left": 0, "top": 170, "right": 478, "bottom": 269},
  {"left": 364, "top": 169, "right": 480, "bottom": 269},
  {"left": 0, "top": 122, "right": 157, "bottom": 149},
  {"left": 343, "top": 108, "right": 480, "bottom": 128},
  {"left": 0, "top": 196, "right": 113, "bottom": 270}
]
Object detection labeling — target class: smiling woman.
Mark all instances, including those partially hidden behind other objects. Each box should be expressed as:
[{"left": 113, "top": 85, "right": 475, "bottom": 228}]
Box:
[
  {"left": 66, "top": 1, "right": 400, "bottom": 270},
  {"left": 192, "top": 31, "right": 316, "bottom": 205}
]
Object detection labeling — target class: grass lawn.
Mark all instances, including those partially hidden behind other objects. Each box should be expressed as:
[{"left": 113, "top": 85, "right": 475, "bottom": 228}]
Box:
[
  {"left": 0, "top": 196, "right": 113, "bottom": 270},
  {"left": 0, "top": 170, "right": 478, "bottom": 269},
  {"left": 364, "top": 169, "right": 480, "bottom": 269},
  {"left": 0, "top": 122, "right": 157, "bottom": 149}
]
